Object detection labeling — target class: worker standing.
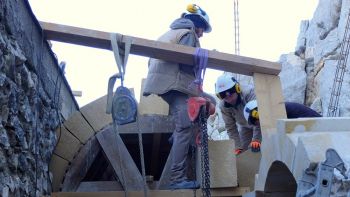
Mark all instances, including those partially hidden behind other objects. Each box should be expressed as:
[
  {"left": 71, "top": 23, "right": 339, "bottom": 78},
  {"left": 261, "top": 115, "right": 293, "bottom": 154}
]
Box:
[
  {"left": 143, "top": 4, "right": 213, "bottom": 190},
  {"left": 243, "top": 100, "right": 322, "bottom": 126},
  {"left": 215, "top": 74, "right": 262, "bottom": 155}
]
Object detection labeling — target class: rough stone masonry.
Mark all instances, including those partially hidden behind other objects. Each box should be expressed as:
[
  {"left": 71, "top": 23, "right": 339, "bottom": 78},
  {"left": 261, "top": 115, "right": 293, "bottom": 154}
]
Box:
[{"left": 0, "top": 1, "right": 78, "bottom": 196}]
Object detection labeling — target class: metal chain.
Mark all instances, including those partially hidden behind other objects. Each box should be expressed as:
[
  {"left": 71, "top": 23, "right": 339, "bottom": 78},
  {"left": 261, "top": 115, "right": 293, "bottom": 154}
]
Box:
[{"left": 199, "top": 107, "right": 211, "bottom": 197}]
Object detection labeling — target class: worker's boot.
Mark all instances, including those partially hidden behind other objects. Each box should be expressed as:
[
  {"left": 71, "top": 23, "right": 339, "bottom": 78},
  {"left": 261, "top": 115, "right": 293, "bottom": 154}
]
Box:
[{"left": 169, "top": 180, "right": 200, "bottom": 190}]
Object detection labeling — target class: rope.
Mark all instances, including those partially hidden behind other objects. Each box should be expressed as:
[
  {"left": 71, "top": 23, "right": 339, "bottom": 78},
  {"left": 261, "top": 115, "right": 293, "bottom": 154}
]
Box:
[
  {"left": 190, "top": 48, "right": 209, "bottom": 92},
  {"left": 106, "top": 33, "right": 132, "bottom": 114},
  {"left": 136, "top": 116, "right": 148, "bottom": 197},
  {"left": 110, "top": 33, "right": 132, "bottom": 86}
]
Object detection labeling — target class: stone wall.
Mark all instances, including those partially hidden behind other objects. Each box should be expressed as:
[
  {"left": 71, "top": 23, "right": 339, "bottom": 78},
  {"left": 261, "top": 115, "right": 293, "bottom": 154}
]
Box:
[
  {"left": 0, "top": 1, "right": 78, "bottom": 196},
  {"left": 279, "top": 0, "right": 350, "bottom": 117}
]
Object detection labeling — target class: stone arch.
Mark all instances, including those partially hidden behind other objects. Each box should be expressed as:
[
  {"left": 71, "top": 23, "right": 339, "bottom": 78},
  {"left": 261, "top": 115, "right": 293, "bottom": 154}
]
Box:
[{"left": 49, "top": 95, "right": 175, "bottom": 192}]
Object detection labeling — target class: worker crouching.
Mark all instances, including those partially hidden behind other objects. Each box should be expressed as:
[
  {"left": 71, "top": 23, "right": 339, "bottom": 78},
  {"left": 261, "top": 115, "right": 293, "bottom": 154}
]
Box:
[{"left": 215, "top": 74, "right": 262, "bottom": 155}]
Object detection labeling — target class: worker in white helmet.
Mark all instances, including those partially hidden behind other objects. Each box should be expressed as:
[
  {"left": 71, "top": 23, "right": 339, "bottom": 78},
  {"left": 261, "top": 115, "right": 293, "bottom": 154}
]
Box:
[
  {"left": 215, "top": 74, "right": 262, "bottom": 155},
  {"left": 143, "top": 4, "right": 213, "bottom": 190},
  {"left": 243, "top": 100, "right": 322, "bottom": 127}
]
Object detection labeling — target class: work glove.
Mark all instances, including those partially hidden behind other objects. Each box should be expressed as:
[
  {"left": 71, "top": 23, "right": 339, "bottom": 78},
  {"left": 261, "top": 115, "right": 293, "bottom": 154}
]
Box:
[
  {"left": 250, "top": 140, "right": 261, "bottom": 152},
  {"left": 234, "top": 148, "right": 243, "bottom": 155}
]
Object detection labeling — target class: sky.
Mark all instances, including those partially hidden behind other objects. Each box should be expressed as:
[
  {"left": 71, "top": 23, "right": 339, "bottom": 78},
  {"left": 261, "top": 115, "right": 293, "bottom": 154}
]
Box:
[{"left": 28, "top": 0, "right": 318, "bottom": 107}]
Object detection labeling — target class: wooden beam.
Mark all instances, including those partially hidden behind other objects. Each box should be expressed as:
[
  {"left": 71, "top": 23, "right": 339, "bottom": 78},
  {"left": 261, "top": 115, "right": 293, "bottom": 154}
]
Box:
[
  {"left": 76, "top": 181, "right": 123, "bottom": 192},
  {"left": 96, "top": 127, "right": 146, "bottom": 191},
  {"left": 52, "top": 187, "right": 250, "bottom": 197},
  {"left": 61, "top": 137, "right": 101, "bottom": 192},
  {"left": 117, "top": 115, "right": 174, "bottom": 134},
  {"left": 40, "top": 21, "right": 281, "bottom": 76}
]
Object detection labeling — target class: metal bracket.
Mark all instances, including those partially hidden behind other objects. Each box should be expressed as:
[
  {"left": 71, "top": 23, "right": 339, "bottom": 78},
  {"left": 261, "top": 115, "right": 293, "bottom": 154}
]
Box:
[{"left": 297, "top": 148, "right": 348, "bottom": 197}]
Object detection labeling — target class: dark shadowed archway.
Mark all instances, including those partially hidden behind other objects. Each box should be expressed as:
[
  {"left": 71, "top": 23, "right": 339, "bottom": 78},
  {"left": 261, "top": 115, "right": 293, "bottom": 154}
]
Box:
[{"left": 264, "top": 160, "right": 297, "bottom": 196}]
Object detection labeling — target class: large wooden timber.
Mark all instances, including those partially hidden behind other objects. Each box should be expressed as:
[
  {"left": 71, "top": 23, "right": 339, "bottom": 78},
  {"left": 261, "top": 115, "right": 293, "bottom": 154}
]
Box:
[
  {"left": 96, "top": 127, "right": 145, "bottom": 191},
  {"left": 40, "top": 22, "right": 280, "bottom": 76},
  {"left": 61, "top": 137, "right": 101, "bottom": 192},
  {"left": 52, "top": 187, "right": 250, "bottom": 197}
]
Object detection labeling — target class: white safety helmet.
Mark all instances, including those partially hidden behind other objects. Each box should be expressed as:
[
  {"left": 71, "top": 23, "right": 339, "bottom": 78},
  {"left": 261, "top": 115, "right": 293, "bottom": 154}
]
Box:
[
  {"left": 183, "top": 4, "right": 212, "bottom": 33},
  {"left": 215, "top": 74, "right": 241, "bottom": 99},
  {"left": 244, "top": 100, "right": 259, "bottom": 125}
]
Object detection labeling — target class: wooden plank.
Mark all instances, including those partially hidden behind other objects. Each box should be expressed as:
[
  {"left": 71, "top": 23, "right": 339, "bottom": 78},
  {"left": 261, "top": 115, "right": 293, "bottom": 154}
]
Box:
[
  {"left": 80, "top": 95, "right": 112, "bottom": 132},
  {"left": 79, "top": 115, "right": 174, "bottom": 135},
  {"left": 61, "top": 137, "right": 101, "bottom": 192},
  {"left": 52, "top": 187, "right": 250, "bottom": 197},
  {"left": 63, "top": 111, "right": 95, "bottom": 144},
  {"left": 54, "top": 125, "right": 82, "bottom": 161},
  {"left": 40, "top": 22, "right": 281, "bottom": 76},
  {"left": 52, "top": 190, "right": 194, "bottom": 197},
  {"left": 253, "top": 73, "right": 287, "bottom": 132},
  {"left": 117, "top": 115, "right": 174, "bottom": 134},
  {"left": 96, "top": 127, "right": 145, "bottom": 191},
  {"left": 211, "top": 187, "right": 251, "bottom": 196},
  {"left": 72, "top": 91, "right": 82, "bottom": 97},
  {"left": 76, "top": 181, "right": 123, "bottom": 192},
  {"left": 50, "top": 154, "right": 69, "bottom": 192}
]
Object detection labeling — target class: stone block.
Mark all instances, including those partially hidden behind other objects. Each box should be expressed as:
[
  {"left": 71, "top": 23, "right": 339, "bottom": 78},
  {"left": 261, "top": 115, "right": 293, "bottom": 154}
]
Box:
[
  {"left": 54, "top": 126, "right": 82, "bottom": 161},
  {"left": 277, "top": 117, "right": 350, "bottom": 134},
  {"left": 63, "top": 111, "right": 95, "bottom": 144},
  {"left": 50, "top": 154, "right": 69, "bottom": 192},
  {"left": 80, "top": 95, "right": 112, "bottom": 132},
  {"left": 138, "top": 79, "right": 169, "bottom": 115}
]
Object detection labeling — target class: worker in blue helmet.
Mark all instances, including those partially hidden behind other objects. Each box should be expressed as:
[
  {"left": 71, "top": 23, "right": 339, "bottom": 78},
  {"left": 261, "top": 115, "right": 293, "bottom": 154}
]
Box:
[{"left": 143, "top": 4, "right": 213, "bottom": 190}]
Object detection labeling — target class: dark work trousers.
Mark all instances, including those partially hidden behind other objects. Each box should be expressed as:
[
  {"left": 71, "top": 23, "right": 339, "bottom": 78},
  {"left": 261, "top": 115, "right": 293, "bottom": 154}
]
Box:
[{"left": 161, "top": 90, "right": 195, "bottom": 184}]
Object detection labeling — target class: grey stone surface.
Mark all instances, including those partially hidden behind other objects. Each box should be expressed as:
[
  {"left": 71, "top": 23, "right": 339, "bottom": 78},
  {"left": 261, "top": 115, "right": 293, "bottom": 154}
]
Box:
[
  {"left": 279, "top": 0, "right": 350, "bottom": 117},
  {"left": 0, "top": 0, "right": 79, "bottom": 196}
]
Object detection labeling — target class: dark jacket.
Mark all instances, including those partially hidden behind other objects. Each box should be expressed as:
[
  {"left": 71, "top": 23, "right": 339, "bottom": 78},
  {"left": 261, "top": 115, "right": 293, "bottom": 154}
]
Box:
[{"left": 285, "top": 102, "right": 322, "bottom": 118}]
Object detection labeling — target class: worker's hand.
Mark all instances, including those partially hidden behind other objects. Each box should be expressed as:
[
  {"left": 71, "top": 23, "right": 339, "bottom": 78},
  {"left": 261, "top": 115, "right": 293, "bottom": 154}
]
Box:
[
  {"left": 250, "top": 140, "right": 261, "bottom": 152},
  {"left": 234, "top": 148, "right": 243, "bottom": 155}
]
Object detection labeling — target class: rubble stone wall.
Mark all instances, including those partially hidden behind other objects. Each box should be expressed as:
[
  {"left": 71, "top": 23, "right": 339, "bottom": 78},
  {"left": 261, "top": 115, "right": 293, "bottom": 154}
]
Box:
[{"left": 0, "top": 1, "right": 78, "bottom": 196}]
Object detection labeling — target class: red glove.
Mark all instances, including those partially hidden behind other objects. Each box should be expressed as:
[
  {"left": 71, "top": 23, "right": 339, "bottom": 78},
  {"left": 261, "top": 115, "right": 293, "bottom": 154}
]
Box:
[
  {"left": 250, "top": 140, "right": 261, "bottom": 152},
  {"left": 234, "top": 148, "right": 243, "bottom": 155}
]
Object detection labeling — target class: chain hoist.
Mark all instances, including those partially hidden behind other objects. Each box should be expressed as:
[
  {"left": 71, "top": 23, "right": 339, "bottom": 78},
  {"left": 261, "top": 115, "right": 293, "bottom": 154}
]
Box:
[
  {"left": 199, "top": 106, "right": 211, "bottom": 197},
  {"left": 188, "top": 97, "right": 215, "bottom": 197},
  {"left": 106, "top": 33, "right": 148, "bottom": 197}
]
